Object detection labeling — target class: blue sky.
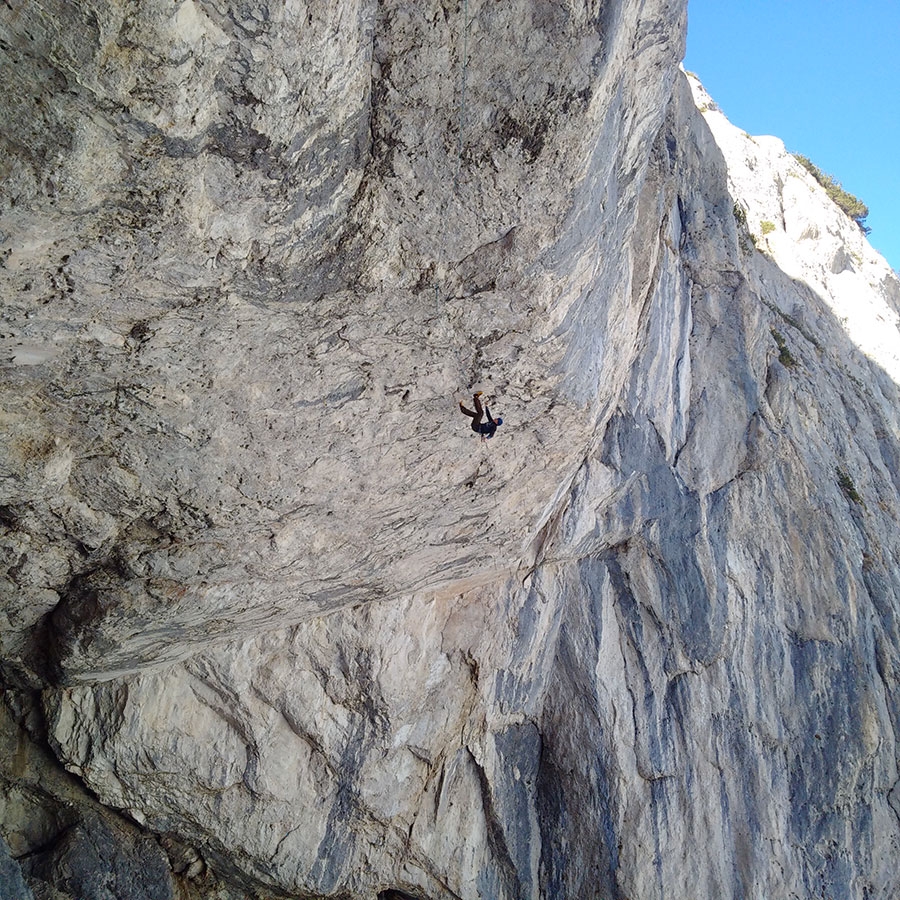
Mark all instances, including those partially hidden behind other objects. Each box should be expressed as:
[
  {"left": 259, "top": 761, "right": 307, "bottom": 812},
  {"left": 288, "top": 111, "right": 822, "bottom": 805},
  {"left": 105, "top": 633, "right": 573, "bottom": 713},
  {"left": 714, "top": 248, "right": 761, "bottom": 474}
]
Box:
[{"left": 684, "top": 0, "right": 900, "bottom": 272}]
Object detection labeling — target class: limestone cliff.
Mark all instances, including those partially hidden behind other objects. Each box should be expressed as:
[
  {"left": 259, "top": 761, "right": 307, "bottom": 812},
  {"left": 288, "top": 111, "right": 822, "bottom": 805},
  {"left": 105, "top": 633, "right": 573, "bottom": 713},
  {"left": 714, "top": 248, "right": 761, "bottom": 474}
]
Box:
[{"left": 2, "top": 1, "right": 900, "bottom": 899}]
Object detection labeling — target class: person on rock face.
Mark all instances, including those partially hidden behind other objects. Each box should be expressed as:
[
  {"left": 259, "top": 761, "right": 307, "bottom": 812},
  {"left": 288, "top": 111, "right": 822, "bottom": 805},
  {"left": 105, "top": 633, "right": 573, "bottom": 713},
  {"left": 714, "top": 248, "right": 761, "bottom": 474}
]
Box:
[{"left": 458, "top": 391, "right": 503, "bottom": 440}]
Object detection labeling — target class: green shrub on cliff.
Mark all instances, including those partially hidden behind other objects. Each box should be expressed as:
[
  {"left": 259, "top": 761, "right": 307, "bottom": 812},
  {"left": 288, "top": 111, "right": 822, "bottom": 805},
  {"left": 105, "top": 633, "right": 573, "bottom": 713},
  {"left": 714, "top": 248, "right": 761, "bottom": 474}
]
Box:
[
  {"left": 837, "top": 468, "right": 864, "bottom": 505},
  {"left": 793, "top": 154, "right": 870, "bottom": 232},
  {"left": 770, "top": 328, "right": 797, "bottom": 368}
]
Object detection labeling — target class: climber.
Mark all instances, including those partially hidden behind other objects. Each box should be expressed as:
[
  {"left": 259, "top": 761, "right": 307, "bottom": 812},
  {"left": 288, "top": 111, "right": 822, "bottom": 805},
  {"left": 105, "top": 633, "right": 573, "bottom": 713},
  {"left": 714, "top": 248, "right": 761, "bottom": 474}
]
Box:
[{"left": 458, "top": 391, "right": 503, "bottom": 440}]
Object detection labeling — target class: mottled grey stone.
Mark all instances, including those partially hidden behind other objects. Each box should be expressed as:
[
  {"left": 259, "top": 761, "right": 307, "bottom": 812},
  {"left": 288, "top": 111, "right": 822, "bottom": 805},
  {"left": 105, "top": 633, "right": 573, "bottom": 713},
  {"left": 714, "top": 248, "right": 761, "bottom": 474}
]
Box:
[
  {"left": 0, "top": 835, "right": 34, "bottom": 900},
  {"left": 21, "top": 814, "right": 175, "bottom": 900}
]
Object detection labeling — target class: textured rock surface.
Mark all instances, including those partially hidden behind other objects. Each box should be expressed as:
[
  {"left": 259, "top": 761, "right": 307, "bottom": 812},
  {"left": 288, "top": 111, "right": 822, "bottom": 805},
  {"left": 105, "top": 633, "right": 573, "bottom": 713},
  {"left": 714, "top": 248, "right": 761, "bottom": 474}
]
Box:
[
  {"left": 3, "top": 1, "right": 900, "bottom": 899},
  {"left": 0, "top": 695, "right": 288, "bottom": 900},
  {"left": 1, "top": 834, "right": 34, "bottom": 900},
  {"left": 1, "top": 0, "right": 684, "bottom": 685}
]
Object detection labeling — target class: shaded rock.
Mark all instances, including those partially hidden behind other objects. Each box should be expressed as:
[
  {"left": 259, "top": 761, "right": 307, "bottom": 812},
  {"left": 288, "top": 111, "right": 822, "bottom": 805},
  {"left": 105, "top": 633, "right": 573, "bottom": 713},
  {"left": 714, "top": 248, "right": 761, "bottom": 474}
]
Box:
[
  {"left": 21, "top": 813, "right": 175, "bottom": 900},
  {"left": 0, "top": 0, "right": 686, "bottom": 685},
  {"left": 0, "top": 834, "right": 34, "bottom": 900}
]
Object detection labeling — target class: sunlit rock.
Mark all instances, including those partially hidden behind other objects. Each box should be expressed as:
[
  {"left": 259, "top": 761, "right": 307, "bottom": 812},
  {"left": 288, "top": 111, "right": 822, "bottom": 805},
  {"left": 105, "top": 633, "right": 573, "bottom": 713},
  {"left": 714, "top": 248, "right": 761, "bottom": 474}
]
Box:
[{"left": 3, "top": 2, "right": 900, "bottom": 899}]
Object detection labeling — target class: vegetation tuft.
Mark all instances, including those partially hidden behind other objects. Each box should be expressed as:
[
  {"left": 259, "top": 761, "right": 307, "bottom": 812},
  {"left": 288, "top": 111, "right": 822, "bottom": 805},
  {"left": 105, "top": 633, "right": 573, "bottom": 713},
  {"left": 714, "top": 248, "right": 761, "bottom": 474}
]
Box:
[
  {"left": 732, "top": 203, "right": 757, "bottom": 253},
  {"left": 761, "top": 299, "right": 823, "bottom": 351},
  {"left": 836, "top": 468, "right": 864, "bottom": 505},
  {"left": 793, "top": 154, "right": 870, "bottom": 233},
  {"left": 770, "top": 328, "right": 798, "bottom": 368},
  {"left": 760, "top": 220, "right": 776, "bottom": 236}
]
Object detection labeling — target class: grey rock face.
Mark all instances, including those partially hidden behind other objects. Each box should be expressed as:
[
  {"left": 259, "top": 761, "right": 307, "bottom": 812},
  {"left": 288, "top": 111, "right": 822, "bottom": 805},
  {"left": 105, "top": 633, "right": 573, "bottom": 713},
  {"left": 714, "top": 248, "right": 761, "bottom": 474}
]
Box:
[
  {"left": 3, "top": 1, "right": 900, "bottom": 899},
  {"left": 1, "top": 834, "right": 34, "bottom": 900},
  {"left": 20, "top": 812, "right": 175, "bottom": 900},
  {"left": 0, "top": 695, "right": 284, "bottom": 900},
  {"left": 1, "top": 0, "right": 684, "bottom": 685}
]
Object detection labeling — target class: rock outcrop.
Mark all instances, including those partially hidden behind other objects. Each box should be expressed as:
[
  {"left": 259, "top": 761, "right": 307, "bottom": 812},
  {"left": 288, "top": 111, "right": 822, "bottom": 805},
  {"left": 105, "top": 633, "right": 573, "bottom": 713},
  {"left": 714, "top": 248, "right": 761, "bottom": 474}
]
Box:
[
  {"left": 1, "top": 0, "right": 684, "bottom": 685},
  {"left": 2, "top": 1, "right": 900, "bottom": 898}
]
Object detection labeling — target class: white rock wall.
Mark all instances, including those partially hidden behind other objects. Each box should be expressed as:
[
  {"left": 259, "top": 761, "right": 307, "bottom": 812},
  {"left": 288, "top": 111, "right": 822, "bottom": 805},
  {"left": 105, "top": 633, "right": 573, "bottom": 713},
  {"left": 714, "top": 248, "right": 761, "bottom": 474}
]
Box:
[
  {"left": 3, "top": 2, "right": 900, "bottom": 899},
  {"left": 1, "top": 0, "right": 684, "bottom": 685}
]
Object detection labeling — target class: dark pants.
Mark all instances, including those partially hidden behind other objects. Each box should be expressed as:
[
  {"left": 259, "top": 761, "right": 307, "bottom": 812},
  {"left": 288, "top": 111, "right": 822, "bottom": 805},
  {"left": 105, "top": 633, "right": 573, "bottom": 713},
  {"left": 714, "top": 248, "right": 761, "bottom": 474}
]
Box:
[{"left": 459, "top": 394, "right": 489, "bottom": 432}]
